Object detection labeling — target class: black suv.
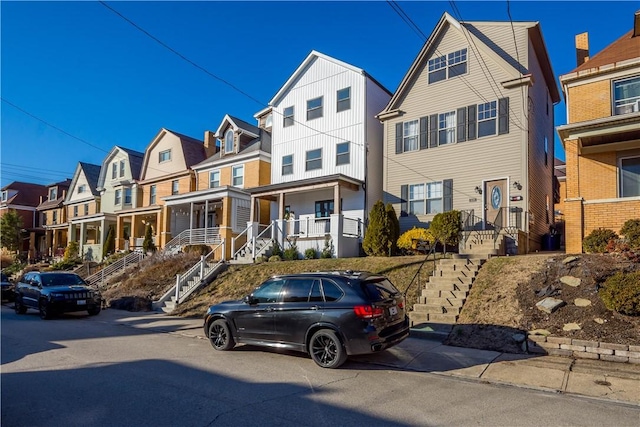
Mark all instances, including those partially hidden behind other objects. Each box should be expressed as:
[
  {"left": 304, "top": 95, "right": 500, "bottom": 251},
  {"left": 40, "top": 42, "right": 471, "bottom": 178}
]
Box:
[
  {"left": 204, "top": 271, "right": 410, "bottom": 368},
  {"left": 15, "top": 272, "right": 102, "bottom": 319}
]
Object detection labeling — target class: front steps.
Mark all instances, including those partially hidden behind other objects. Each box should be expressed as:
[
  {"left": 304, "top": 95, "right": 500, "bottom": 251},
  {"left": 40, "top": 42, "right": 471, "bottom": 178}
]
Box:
[{"left": 409, "top": 230, "right": 505, "bottom": 326}]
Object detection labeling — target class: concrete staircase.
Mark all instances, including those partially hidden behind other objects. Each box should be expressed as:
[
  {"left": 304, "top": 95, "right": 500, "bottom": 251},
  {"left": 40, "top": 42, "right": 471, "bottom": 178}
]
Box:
[
  {"left": 409, "top": 230, "right": 505, "bottom": 326},
  {"left": 232, "top": 237, "right": 274, "bottom": 264}
]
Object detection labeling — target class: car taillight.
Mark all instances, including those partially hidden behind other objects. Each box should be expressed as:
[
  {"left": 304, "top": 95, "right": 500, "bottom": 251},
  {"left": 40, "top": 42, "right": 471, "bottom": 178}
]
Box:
[
  {"left": 354, "top": 305, "right": 384, "bottom": 319},
  {"left": 398, "top": 301, "right": 404, "bottom": 309}
]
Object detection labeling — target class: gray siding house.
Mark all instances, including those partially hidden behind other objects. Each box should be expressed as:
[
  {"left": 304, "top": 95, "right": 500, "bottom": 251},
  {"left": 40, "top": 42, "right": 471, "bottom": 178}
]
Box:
[{"left": 377, "top": 12, "right": 560, "bottom": 252}]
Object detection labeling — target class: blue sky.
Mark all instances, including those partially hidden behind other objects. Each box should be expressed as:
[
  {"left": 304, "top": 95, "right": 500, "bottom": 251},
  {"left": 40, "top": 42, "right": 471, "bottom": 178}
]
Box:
[{"left": 2, "top": 1, "right": 638, "bottom": 188}]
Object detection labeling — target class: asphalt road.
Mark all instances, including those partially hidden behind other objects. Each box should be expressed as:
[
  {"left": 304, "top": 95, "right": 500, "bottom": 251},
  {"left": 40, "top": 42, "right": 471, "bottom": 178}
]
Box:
[{"left": 2, "top": 305, "right": 639, "bottom": 427}]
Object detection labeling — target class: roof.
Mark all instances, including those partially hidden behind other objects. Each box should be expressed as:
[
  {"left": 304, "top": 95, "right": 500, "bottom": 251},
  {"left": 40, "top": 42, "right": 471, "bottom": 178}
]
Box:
[
  {"left": 118, "top": 146, "right": 145, "bottom": 180},
  {"left": 80, "top": 162, "right": 102, "bottom": 196},
  {"left": 269, "top": 50, "right": 391, "bottom": 106},
  {"left": 166, "top": 129, "right": 207, "bottom": 168},
  {"left": 379, "top": 12, "right": 560, "bottom": 115},
  {"left": 37, "top": 179, "right": 72, "bottom": 210},
  {"left": 572, "top": 30, "right": 640, "bottom": 74},
  {"left": 192, "top": 129, "right": 271, "bottom": 169},
  {"left": 1, "top": 181, "right": 48, "bottom": 207}
]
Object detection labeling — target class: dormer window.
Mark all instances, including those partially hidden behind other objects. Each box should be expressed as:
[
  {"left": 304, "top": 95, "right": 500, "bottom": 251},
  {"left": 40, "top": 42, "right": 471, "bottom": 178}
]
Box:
[
  {"left": 49, "top": 188, "right": 57, "bottom": 200},
  {"left": 265, "top": 113, "right": 273, "bottom": 128},
  {"left": 119, "top": 160, "right": 125, "bottom": 177},
  {"left": 613, "top": 76, "right": 640, "bottom": 115},
  {"left": 225, "top": 129, "right": 234, "bottom": 154},
  {"left": 1, "top": 191, "right": 7, "bottom": 202}
]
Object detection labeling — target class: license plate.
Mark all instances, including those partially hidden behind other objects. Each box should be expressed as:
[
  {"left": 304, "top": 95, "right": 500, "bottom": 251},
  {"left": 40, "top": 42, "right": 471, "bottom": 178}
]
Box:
[
  {"left": 389, "top": 306, "right": 398, "bottom": 316},
  {"left": 76, "top": 300, "right": 86, "bottom": 305}
]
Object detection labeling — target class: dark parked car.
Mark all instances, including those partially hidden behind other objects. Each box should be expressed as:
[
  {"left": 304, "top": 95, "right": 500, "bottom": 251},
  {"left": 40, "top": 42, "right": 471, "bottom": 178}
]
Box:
[
  {"left": 14, "top": 271, "right": 102, "bottom": 319},
  {"left": 204, "top": 271, "right": 410, "bottom": 368},
  {"left": 1, "top": 272, "right": 15, "bottom": 302}
]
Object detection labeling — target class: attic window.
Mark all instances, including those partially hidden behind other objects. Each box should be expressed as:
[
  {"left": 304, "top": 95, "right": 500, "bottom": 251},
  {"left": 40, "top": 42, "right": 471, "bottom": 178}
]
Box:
[
  {"left": 265, "top": 114, "right": 273, "bottom": 128},
  {"left": 1, "top": 191, "right": 7, "bottom": 202},
  {"left": 428, "top": 48, "right": 467, "bottom": 84},
  {"left": 49, "top": 188, "right": 57, "bottom": 200},
  {"left": 159, "top": 150, "right": 171, "bottom": 163},
  {"left": 225, "top": 129, "right": 234, "bottom": 154},
  {"left": 78, "top": 185, "right": 86, "bottom": 194}
]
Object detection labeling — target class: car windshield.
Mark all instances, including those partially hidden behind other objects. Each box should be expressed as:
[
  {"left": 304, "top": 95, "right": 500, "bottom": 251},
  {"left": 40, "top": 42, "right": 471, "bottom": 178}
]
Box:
[
  {"left": 361, "top": 278, "right": 400, "bottom": 302},
  {"left": 41, "top": 274, "right": 86, "bottom": 287}
]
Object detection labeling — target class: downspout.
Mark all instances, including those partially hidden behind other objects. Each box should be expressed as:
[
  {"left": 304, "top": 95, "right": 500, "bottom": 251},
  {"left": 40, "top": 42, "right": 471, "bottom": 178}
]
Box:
[{"left": 362, "top": 72, "right": 368, "bottom": 228}]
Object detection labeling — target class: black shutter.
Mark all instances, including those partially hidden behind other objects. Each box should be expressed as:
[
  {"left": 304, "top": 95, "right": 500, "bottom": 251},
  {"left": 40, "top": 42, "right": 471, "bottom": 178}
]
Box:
[
  {"left": 443, "top": 179, "right": 453, "bottom": 212},
  {"left": 419, "top": 117, "right": 428, "bottom": 149},
  {"left": 498, "top": 97, "right": 509, "bottom": 135},
  {"left": 467, "top": 105, "right": 477, "bottom": 140},
  {"left": 456, "top": 108, "right": 466, "bottom": 143},
  {"left": 400, "top": 185, "right": 408, "bottom": 217},
  {"left": 429, "top": 114, "right": 438, "bottom": 148},
  {"left": 395, "top": 122, "right": 403, "bottom": 154}
]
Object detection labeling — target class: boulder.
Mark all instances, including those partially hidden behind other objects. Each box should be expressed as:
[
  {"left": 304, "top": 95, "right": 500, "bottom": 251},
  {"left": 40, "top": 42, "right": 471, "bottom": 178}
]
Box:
[
  {"left": 562, "top": 256, "right": 579, "bottom": 265},
  {"left": 536, "top": 297, "right": 565, "bottom": 314},
  {"left": 563, "top": 323, "right": 581, "bottom": 331},
  {"left": 560, "top": 276, "right": 581, "bottom": 287},
  {"left": 574, "top": 298, "right": 592, "bottom": 307}
]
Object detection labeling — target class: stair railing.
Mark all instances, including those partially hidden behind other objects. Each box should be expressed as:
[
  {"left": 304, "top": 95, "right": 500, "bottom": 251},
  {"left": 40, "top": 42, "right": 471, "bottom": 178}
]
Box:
[
  {"left": 231, "top": 225, "right": 250, "bottom": 259},
  {"left": 403, "top": 239, "right": 439, "bottom": 302},
  {"left": 172, "top": 240, "right": 225, "bottom": 305},
  {"left": 85, "top": 251, "right": 145, "bottom": 288},
  {"left": 250, "top": 223, "right": 274, "bottom": 261}
]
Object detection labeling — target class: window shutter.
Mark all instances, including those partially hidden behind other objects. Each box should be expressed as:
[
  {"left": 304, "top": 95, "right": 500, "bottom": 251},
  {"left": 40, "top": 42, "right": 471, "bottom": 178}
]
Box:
[
  {"left": 395, "top": 123, "right": 403, "bottom": 154},
  {"left": 400, "top": 185, "right": 408, "bottom": 217},
  {"left": 419, "top": 117, "right": 428, "bottom": 149},
  {"left": 456, "top": 108, "right": 466, "bottom": 143},
  {"left": 498, "top": 97, "right": 509, "bottom": 135},
  {"left": 443, "top": 179, "right": 453, "bottom": 212},
  {"left": 429, "top": 114, "right": 438, "bottom": 148},
  {"left": 467, "top": 105, "right": 477, "bottom": 140}
]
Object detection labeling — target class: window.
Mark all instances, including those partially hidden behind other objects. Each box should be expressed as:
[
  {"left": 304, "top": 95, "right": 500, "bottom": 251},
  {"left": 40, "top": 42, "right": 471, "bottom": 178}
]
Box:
[
  {"left": 172, "top": 180, "right": 179, "bottom": 195},
  {"left": 620, "top": 156, "right": 640, "bottom": 197},
  {"left": 544, "top": 137, "right": 548, "bottom": 166},
  {"left": 409, "top": 182, "right": 443, "bottom": 215},
  {"left": 282, "top": 278, "right": 318, "bottom": 303},
  {"left": 150, "top": 185, "right": 156, "bottom": 204},
  {"left": 265, "top": 113, "right": 273, "bottom": 128},
  {"left": 84, "top": 204, "right": 89, "bottom": 215},
  {"left": 306, "top": 149, "right": 322, "bottom": 171},
  {"left": 307, "top": 96, "right": 323, "bottom": 120},
  {"left": 78, "top": 185, "right": 86, "bottom": 194},
  {"left": 41, "top": 213, "right": 46, "bottom": 226},
  {"left": 52, "top": 211, "right": 57, "bottom": 224},
  {"left": 209, "top": 171, "right": 220, "bottom": 188},
  {"left": 282, "top": 155, "right": 293, "bottom": 175},
  {"left": 225, "top": 129, "right": 234, "bottom": 154},
  {"left": 477, "top": 101, "right": 497, "bottom": 137},
  {"left": 115, "top": 189, "right": 122, "bottom": 205},
  {"left": 428, "top": 48, "right": 467, "bottom": 83},
  {"left": 336, "top": 142, "right": 350, "bottom": 165},
  {"left": 613, "top": 76, "right": 640, "bottom": 115},
  {"left": 283, "top": 106, "right": 294, "bottom": 127},
  {"left": 337, "top": 87, "right": 351, "bottom": 112},
  {"left": 1, "top": 191, "right": 6, "bottom": 202},
  {"left": 403, "top": 120, "right": 419, "bottom": 152},
  {"left": 159, "top": 150, "right": 171, "bottom": 163},
  {"left": 124, "top": 188, "right": 132, "bottom": 204},
  {"left": 73, "top": 206, "right": 78, "bottom": 217},
  {"left": 232, "top": 165, "right": 244, "bottom": 187},
  {"left": 315, "top": 200, "right": 334, "bottom": 218},
  {"left": 112, "top": 163, "right": 117, "bottom": 179},
  {"left": 119, "top": 160, "right": 125, "bottom": 177},
  {"left": 439, "top": 112, "right": 456, "bottom": 145},
  {"left": 252, "top": 278, "right": 286, "bottom": 303},
  {"left": 49, "top": 188, "right": 57, "bottom": 200}
]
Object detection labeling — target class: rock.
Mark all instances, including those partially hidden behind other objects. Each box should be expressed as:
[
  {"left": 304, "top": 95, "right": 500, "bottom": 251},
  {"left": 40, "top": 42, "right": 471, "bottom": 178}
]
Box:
[
  {"left": 594, "top": 318, "right": 605, "bottom": 324},
  {"left": 574, "top": 298, "right": 592, "bottom": 307},
  {"left": 512, "top": 333, "right": 526, "bottom": 343},
  {"left": 529, "top": 329, "right": 551, "bottom": 336},
  {"left": 536, "top": 297, "right": 565, "bottom": 314},
  {"left": 563, "top": 323, "right": 581, "bottom": 331},
  {"left": 562, "top": 256, "right": 579, "bottom": 265},
  {"left": 560, "top": 276, "right": 581, "bottom": 287}
]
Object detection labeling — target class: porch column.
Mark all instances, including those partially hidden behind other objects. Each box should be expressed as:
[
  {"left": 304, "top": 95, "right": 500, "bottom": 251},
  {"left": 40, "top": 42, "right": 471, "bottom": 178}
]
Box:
[
  {"left": 278, "top": 192, "right": 285, "bottom": 219},
  {"left": 334, "top": 184, "right": 341, "bottom": 214},
  {"left": 46, "top": 230, "right": 53, "bottom": 256},
  {"left": 330, "top": 213, "right": 342, "bottom": 258},
  {"left": 250, "top": 196, "right": 256, "bottom": 222},
  {"left": 99, "top": 218, "right": 107, "bottom": 245},
  {"left": 116, "top": 215, "right": 124, "bottom": 251},
  {"left": 205, "top": 200, "right": 209, "bottom": 232},
  {"left": 156, "top": 210, "right": 162, "bottom": 248},
  {"left": 130, "top": 215, "right": 139, "bottom": 248},
  {"left": 190, "top": 202, "right": 194, "bottom": 230}
]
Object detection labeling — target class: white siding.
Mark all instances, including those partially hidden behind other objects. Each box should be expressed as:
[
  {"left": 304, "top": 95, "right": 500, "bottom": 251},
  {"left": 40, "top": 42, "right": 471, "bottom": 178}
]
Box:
[
  {"left": 67, "top": 170, "right": 95, "bottom": 204},
  {"left": 100, "top": 149, "right": 135, "bottom": 214}
]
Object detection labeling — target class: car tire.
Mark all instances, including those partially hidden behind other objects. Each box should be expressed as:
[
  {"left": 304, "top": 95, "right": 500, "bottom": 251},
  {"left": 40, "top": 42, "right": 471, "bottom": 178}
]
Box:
[
  {"left": 309, "top": 329, "right": 347, "bottom": 369},
  {"left": 15, "top": 297, "right": 27, "bottom": 315},
  {"left": 39, "top": 300, "right": 53, "bottom": 320},
  {"left": 87, "top": 306, "right": 101, "bottom": 316},
  {"left": 208, "top": 319, "right": 235, "bottom": 351}
]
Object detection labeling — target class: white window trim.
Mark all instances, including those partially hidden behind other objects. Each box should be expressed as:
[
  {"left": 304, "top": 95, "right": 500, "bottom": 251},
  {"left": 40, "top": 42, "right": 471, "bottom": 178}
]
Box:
[
  {"left": 438, "top": 111, "right": 457, "bottom": 145},
  {"left": 403, "top": 120, "right": 419, "bottom": 152},
  {"left": 477, "top": 101, "right": 497, "bottom": 138},
  {"left": 337, "top": 87, "right": 351, "bottom": 112},
  {"left": 232, "top": 165, "right": 244, "bottom": 187},
  {"left": 306, "top": 96, "right": 323, "bottom": 121},
  {"left": 336, "top": 142, "right": 350, "bottom": 166},
  {"left": 225, "top": 129, "right": 234, "bottom": 154},
  {"left": 283, "top": 106, "right": 294, "bottom": 127},
  {"left": 619, "top": 154, "right": 640, "bottom": 198},
  {"left": 306, "top": 148, "right": 322, "bottom": 171},
  {"left": 159, "top": 150, "right": 171, "bottom": 163},
  {"left": 612, "top": 75, "right": 640, "bottom": 115},
  {"left": 282, "top": 155, "right": 293, "bottom": 175},
  {"left": 409, "top": 181, "right": 444, "bottom": 215},
  {"left": 209, "top": 170, "right": 220, "bottom": 188}
]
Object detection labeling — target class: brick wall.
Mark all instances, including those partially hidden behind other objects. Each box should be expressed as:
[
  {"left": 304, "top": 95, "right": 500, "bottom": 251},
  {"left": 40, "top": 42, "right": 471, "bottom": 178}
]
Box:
[
  {"left": 567, "top": 80, "right": 611, "bottom": 123},
  {"left": 584, "top": 199, "right": 640, "bottom": 236}
]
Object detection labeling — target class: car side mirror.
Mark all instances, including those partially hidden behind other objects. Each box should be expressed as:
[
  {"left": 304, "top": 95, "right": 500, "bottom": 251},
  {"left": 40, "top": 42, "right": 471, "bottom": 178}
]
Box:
[{"left": 244, "top": 295, "right": 257, "bottom": 305}]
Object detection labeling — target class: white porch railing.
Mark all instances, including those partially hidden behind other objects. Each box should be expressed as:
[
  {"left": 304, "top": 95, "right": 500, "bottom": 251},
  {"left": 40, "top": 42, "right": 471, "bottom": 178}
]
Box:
[
  {"left": 343, "top": 217, "right": 362, "bottom": 237},
  {"left": 85, "top": 251, "right": 145, "bottom": 288},
  {"left": 233, "top": 223, "right": 273, "bottom": 261},
  {"left": 164, "top": 227, "right": 221, "bottom": 254},
  {"left": 286, "top": 218, "right": 330, "bottom": 237}
]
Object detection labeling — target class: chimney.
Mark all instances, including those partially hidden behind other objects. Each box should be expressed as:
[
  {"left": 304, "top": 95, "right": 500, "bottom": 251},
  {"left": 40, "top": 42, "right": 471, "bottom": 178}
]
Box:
[
  {"left": 203, "top": 130, "right": 218, "bottom": 157},
  {"left": 634, "top": 10, "right": 640, "bottom": 37},
  {"left": 576, "top": 32, "right": 589, "bottom": 66}
]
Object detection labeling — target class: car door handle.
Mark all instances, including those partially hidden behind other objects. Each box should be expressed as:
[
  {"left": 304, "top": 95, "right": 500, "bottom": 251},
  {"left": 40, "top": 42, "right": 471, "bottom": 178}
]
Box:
[
  {"left": 264, "top": 306, "right": 274, "bottom": 312},
  {"left": 310, "top": 305, "right": 319, "bottom": 310}
]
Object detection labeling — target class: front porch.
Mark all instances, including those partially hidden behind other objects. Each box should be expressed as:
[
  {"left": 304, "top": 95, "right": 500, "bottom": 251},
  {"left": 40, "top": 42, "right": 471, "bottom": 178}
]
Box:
[{"left": 68, "top": 214, "right": 117, "bottom": 261}]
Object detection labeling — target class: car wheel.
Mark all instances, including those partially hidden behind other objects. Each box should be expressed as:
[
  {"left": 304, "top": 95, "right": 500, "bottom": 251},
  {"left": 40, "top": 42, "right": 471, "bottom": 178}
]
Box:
[
  {"left": 14, "top": 297, "right": 27, "bottom": 315},
  {"left": 208, "top": 319, "right": 235, "bottom": 351},
  {"left": 87, "top": 306, "right": 101, "bottom": 316},
  {"left": 309, "top": 329, "right": 347, "bottom": 369},
  {"left": 39, "top": 300, "right": 53, "bottom": 320}
]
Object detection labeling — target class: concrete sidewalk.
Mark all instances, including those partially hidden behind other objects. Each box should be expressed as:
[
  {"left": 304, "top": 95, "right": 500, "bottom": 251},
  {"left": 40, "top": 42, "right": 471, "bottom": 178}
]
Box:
[{"left": 100, "top": 309, "right": 640, "bottom": 407}]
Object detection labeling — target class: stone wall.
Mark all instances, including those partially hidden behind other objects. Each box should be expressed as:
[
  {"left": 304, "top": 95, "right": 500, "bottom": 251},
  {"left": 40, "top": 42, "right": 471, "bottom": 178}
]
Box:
[{"left": 528, "top": 334, "right": 640, "bottom": 364}]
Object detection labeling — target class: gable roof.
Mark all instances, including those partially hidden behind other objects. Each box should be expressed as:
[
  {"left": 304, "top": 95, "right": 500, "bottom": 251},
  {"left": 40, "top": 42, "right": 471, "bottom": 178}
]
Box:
[
  {"left": 37, "top": 179, "right": 72, "bottom": 210},
  {"left": 269, "top": 50, "right": 391, "bottom": 106},
  {"left": 192, "top": 129, "right": 271, "bottom": 169},
  {"left": 65, "top": 162, "right": 102, "bottom": 204},
  {"left": 97, "top": 146, "right": 145, "bottom": 188},
  {"left": 572, "top": 30, "right": 640, "bottom": 74},
  {"left": 379, "top": 12, "right": 559, "bottom": 115},
  {"left": 140, "top": 128, "right": 207, "bottom": 180},
  {"left": 214, "top": 114, "right": 260, "bottom": 139},
  {"left": 1, "top": 181, "right": 48, "bottom": 207}
]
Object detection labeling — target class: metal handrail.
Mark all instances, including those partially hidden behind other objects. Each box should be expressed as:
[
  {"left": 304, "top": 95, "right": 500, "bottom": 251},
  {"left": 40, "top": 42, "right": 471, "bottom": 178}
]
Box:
[
  {"left": 173, "top": 240, "right": 225, "bottom": 304},
  {"left": 403, "top": 239, "right": 439, "bottom": 300},
  {"left": 231, "top": 225, "right": 250, "bottom": 258},
  {"left": 85, "top": 251, "right": 144, "bottom": 288},
  {"left": 164, "top": 227, "right": 222, "bottom": 253}
]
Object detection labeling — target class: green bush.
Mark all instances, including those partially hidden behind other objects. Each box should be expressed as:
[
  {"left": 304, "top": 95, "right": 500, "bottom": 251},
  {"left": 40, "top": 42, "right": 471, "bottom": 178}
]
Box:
[
  {"left": 363, "top": 200, "right": 391, "bottom": 256},
  {"left": 183, "top": 244, "right": 211, "bottom": 256},
  {"left": 385, "top": 203, "right": 400, "bottom": 256},
  {"left": 48, "top": 258, "right": 80, "bottom": 271},
  {"left": 142, "top": 224, "right": 156, "bottom": 253},
  {"left": 64, "top": 241, "right": 79, "bottom": 261},
  {"left": 270, "top": 240, "right": 283, "bottom": 258},
  {"left": 620, "top": 219, "right": 640, "bottom": 249},
  {"left": 268, "top": 255, "right": 282, "bottom": 262},
  {"left": 283, "top": 242, "right": 299, "bottom": 261},
  {"left": 102, "top": 226, "right": 116, "bottom": 259},
  {"left": 583, "top": 228, "right": 618, "bottom": 253},
  {"left": 397, "top": 227, "right": 434, "bottom": 252},
  {"left": 321, "top": 237, "right": 334, "bottom": 259},
  {"left": 430, "top": 210, "right": 461, "bottom": 248},
  {"left": 304, "top": 248, "right": 317, "bottom": 259},
  {"left": 599, "top": 271, "right": 640, "bottom": 316}
]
